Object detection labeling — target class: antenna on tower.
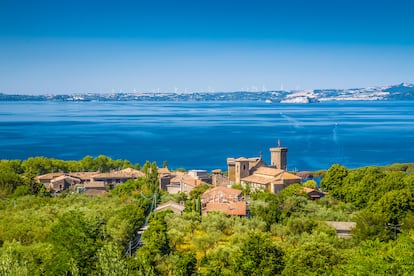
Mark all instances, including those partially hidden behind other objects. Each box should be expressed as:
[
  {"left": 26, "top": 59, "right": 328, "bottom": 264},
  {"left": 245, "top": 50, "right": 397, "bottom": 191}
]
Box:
[{"left": 278, "top": 139, "right": 281, "bottom": 147}]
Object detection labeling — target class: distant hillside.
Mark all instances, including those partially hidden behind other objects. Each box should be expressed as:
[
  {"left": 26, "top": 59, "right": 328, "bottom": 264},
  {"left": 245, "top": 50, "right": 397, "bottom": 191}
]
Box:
[
  {"left": 383, "top": 83, "right": 414, "bottom": 100},
  {"left": 1, "top": 83, "right": 414, "bottom": 102}
]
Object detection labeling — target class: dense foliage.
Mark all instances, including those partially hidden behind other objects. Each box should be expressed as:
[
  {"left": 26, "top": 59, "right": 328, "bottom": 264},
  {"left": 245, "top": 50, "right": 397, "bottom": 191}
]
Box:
[
  {"left": 321, "top": 164, "right": 414, "bottom": 241},
  {"left": 0, "top": 157, "right": 414, "bottom": 274}
]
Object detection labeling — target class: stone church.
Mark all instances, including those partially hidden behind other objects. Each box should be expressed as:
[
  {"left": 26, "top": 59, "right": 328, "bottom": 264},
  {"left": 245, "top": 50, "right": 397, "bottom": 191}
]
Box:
[{"left": 212, "top": 142, "right": 301, "bottom": 194}]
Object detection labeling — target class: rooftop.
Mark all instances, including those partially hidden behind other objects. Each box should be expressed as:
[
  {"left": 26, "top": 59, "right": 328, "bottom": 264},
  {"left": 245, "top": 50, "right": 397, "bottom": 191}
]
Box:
[
  {"left": 204, "top": 201, "right": 247, "bottom": 216},
  {"left": 202, "top": 186, "right": 243, "bottom": 199}
]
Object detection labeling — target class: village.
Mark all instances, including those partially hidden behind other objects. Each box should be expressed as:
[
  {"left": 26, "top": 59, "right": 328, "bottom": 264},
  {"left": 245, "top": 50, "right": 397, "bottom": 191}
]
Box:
[{"left": 36, "top": 141, "right": 328, "bottom": 217}]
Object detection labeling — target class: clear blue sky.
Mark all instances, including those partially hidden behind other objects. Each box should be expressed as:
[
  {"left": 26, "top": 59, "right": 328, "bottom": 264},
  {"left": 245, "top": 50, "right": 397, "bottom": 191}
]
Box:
[{"left": 1, "top": 0, "right": 413, "bottom": 94}]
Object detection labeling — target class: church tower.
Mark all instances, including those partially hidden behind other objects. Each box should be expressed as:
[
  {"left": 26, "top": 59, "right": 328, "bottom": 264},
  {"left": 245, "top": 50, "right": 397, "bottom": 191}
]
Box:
[
  {"left": 234, "top": 157, "right": 250, "bottom": 184},
  {"left": 270, "top": 139, "right": 288, "bottom": 170}
]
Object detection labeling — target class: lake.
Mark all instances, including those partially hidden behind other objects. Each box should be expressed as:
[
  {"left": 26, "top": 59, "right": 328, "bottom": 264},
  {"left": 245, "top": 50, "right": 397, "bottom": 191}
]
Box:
[{"left": 0, "top": 100, "right": 413, "bottom": 171}]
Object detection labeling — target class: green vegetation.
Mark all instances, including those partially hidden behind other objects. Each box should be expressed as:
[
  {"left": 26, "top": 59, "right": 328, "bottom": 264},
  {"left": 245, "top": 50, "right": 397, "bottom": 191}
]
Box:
[
  {"left": 0, "top": 157, "right": 414, "bottom": 274},
  {"left": 0, "top": 156, "right": 141, "bottom": 197}
]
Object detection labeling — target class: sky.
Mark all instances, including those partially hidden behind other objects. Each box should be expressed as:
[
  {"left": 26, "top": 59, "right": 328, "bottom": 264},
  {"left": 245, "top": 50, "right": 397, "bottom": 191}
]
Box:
[{"left": 0, "top": 0, "right": 413, "bottom": 94}]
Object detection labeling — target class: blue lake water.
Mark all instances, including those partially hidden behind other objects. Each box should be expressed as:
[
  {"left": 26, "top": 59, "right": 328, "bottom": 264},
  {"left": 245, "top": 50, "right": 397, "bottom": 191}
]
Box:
[{"left": 0, "top": 101, "right": 413, "bottom": 171}]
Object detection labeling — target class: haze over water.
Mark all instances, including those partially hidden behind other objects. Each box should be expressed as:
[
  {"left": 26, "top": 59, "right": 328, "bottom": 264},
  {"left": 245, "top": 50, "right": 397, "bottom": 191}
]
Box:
[{"left": 1, "top": 101, "right": 413, "bottom": 172}]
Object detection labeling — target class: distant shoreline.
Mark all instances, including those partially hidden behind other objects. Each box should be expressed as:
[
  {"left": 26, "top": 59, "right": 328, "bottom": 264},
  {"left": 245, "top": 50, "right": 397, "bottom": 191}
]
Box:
[{"left": 1, "top": 83, "right": 414, "bottom": 102}]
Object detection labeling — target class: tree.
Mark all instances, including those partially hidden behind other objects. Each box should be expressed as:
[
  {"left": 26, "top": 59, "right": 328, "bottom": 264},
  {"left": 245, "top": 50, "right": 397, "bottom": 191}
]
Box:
[
  {"left": 303, "top": 179, "right": 318, "bottom": 189},
  {"left": 49, "top": 211, "right": 100, "bottom": 275},
  {"left": 283, "top": 239, "right": 343, "bottom": 275},
  {"left": 0, "top": 245, "right": 29, "bottom": 276},
  {"left": 142, "top": 212, "right": 171, "bottom": 256},
  {"left": 231, "top": 232, "right": 284, "bottom": 275},
  {"left": 193, "top": 232, "right": 218, "bottom": 258},
  {"left": 0, "top": 171, "right": 23, "bottom": 196},
  {"left": 12, "top": 185, "right": 31, "bottom": 197},
  {"left": 353, "top": 210, "right": 391, "bottom": 242},
  {"left": 142, "top": 161, "right": 159, "bottom": 193},
  {"left": 96, "top": 243, "right": 128, "bottom": 276},
  {"left": 174, "top": 252, "right": 197, "bottom": 276},
  {"left": 285, "top": 216, "right": 318, "bottom": 236},
  {"left": 203, "top": 246, "right": 236, "bottom": 275},
  {"left": 373, "top": 189, "right": 413, "bottom": 226},
  {"left": 338, "top": 235, "right": 414, "bottom": 275},
  {"left": 320, "top": 164, "right": 348, "bottom": 197},
  {"left": 249, "top": 191, "right": 282, "bottom": 229}
]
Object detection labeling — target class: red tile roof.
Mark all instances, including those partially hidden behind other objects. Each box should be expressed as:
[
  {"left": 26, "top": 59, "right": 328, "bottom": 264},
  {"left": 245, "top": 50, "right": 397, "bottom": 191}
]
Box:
[
  {"left": 205, "top": 201, "right": 247, "bottom": 216},
  {"left": 202, "top": 186, "right": 242, "bottom": 199}
]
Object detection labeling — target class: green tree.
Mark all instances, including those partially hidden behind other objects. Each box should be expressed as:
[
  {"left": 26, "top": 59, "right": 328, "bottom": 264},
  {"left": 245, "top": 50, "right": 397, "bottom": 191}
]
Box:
[
  {"left": 12, "top": 185, "right": 31, "bottom": 197},
  {"left": 303, "top": 179, "right": 318, "bottom": 189},
  {"left": 353, "top": 210, "right": 391, "bottom": 241},
  {"left": 49, "top": 211, "right": 100, "bottom": 275},
  {"left": 373, "top": 189, "right": 413, "bottom": 226},
  {"left": 203, "top": 246, "right": 236, "bottom": 276},
  {"left": 142, "top": 212, "right": 171, "bottom": 256},
  {"left": 283, "top": 240, "right": 343, "bottom": 275},
  {"left": 174, "top": 252, "right": 197, "bottom": 276},
  {"left": 320, "top": 164, "right": 348, "bottom": 197},
  {"left": 142, "top": 161, "right": 159, "bottom": 193},
  {"left": 249, "top": 191, "right": 282, "bottom": 229},
  {"left": 0, "top": 245, "right": 29, "bottom": 276},
  {"left": 231, "top": 232, "right": 284, "bottom": 275},
  {"left": 96, "top": 243, "right": 128, "bottom": 276},
  {"left": 0, "top": 171, "right": 23, "bottom": 196},
  {"left": 338, "top": 235, "right": 414, "bottom": 275}
]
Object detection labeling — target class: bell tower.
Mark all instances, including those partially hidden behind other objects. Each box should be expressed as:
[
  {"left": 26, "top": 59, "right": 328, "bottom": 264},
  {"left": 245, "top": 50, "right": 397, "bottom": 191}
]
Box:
[
  {"left": 270, "top": 139, "right": 288, "bottom": 170},
  {"left": 235, "top": 157, "right": 250, "bottom": 184}
]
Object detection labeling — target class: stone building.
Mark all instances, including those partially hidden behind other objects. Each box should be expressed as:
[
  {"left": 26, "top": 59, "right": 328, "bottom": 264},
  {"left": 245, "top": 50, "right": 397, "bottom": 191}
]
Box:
[
  {"left": 201, "top": 186, "right": 247, "bottom": 216},
  {"left": 36, "top": 168, "right": 145, "bottom": 193},
  {"left": 214, "top": 141, "right": 301, "bottom": 194}
]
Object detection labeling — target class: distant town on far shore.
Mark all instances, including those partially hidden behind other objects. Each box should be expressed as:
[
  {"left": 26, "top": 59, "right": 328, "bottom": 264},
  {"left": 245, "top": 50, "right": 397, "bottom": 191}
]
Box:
[{"left": 1, "top": 83, "right": 414, "bottom": 103}]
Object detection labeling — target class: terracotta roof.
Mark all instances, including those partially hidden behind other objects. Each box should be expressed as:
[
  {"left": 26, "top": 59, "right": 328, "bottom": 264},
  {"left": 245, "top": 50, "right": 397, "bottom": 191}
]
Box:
[
  {"left": 241, "top": 167, "right": 300, "bottom": 186},
  {"left": 202, "top": 186, "right": 242, "bottom": 199},
  {"left": 181, "top": 177, "right": 200, "bottom": 187},
  {"left": 155, "top": 201, "right": 185, "bottom": 214},
  {"left": 36, "top": 172, "right": 64, "bottom": 181},
  {"left": 50, "top": 175, "right": 81, "bottom": 183},
  {"left": 120, "top": 168, "right": 145, "bottom": 176},
  {"left": 241, "top": 174, "right": 273, "bottom": 185},
  {"left": 302, "top": 187, "right": 316, "bottom": 193},
  {"left": 172, "top": 171, "right": 185, "bottom": 177},
  {"left": 205, "top": 201, "right": 246, "bottom": 216},
  {"left": 171, "top": 174, "right": 200, "bottom": 187},
  {"left": 37, "top": 172, "right": 103, "bottom": 182},
  {"left": 92, "top": 168, "right": 145, "bottom": 179},
  {"left": 254, "top": 167, "right": 284, "bottom": 177},
  {"left": 69, "top": 172, "right": 99, "bottom": 180},
  {"left": 158, "top": 167, "right": 170, "bottom": 174}
]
